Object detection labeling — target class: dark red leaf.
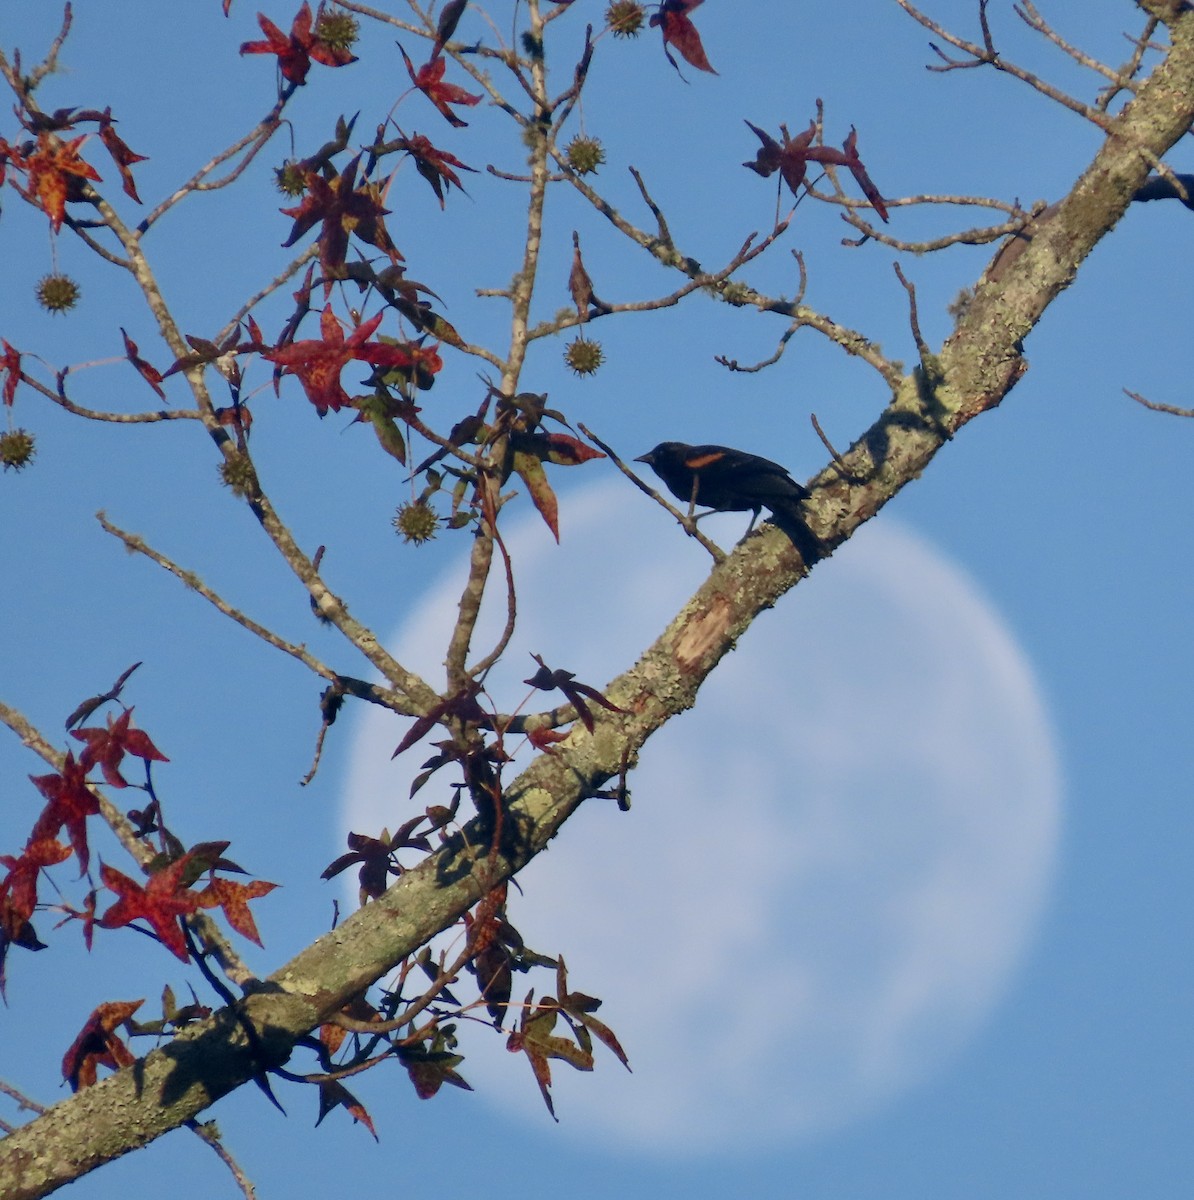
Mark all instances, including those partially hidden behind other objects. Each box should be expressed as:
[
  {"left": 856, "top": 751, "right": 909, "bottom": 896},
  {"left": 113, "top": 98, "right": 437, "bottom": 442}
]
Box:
[
  {"left": 62, "top": 1000, "right": 143, "bottom": 1090},
  {"left": 399, "top": 44, "right": 482, "bottom": 127},
  {"left": 649, "top": 0, "right": 716, "bottom": 75},
  {"left": 120, "top": 329, "right": 166, "bottom": 399}
]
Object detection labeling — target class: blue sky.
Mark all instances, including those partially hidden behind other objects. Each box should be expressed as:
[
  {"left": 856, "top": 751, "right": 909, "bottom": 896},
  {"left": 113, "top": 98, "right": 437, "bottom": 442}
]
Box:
[{"left": 1, "top": 2, "right": 1192, "bottom": 1197}]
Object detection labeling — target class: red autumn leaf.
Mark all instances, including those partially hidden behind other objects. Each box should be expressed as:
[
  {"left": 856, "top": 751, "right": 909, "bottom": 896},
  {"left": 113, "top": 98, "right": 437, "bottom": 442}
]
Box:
[
  {"left": 523, "top": 653, "right": 628, "bottom": 732},
  {"left": 837, "top": 126, "right": 889, "bottom": 222},
  {"left": 55, "top": 887, "right": 99, "bottom": 951},
  {"left": 0, "top": 837, "right": 72, "bottom": 930},
  {"left": 399, "top": 44, "right": 482, "bottom": 128},
  {"left": 541, "top": 431, "right": 605, "bottom": 466},
  {"left": 511, "top": 447, "right": 559, "bottom": 541},
  {"left": 98, "top": 855, "right": 203, "bottom": 962},
  {"left": 196, "top": 876, "right": 278, "bottom": 946},
  {"left": 526, "top": 726, "right": 570, "bottom": 754},
  {"left": 568, "top": 232, "right": 610, "bottom": 319},
  {"left": 30, "top": 753, "right": 99, "bottom": 875},
  {"left": 465, "top": 885, "right": 517, "bottom": 1025},
  {"left": 63, "top": 662, "right": 143, "bottom": 731},
  {"left": 71, "top": 707, "right": 168, "bottom": 789},
  {"left": 61, "top": 999, "right": 143, "bottom": 1090},
  {"left": 1, "top": 340, "right": 20, "bottom": 407},
  {"left": 649, "top": 0, "right": 717, "bottom": 76},
  {"left": 556, "top": 956, "right": 630, "bottom": 1071},
  {"left": 12, "top": 131, "right": 103, "bottom": 232},
  {"left": 0, "top": 899, "right": 46, "bottom": 999},
  {"left": 265, "top": 306, "right": 434, "bottom": 415},
  {"left": 744, "top": 119, "right": 889, "bottom": 223},
  {"left": 392, "top": 683, "right": 487, "bottom": 758},
  {"left": 506, "top": 991, "right": 594, "bottom": 1121},
  {"left": 400, "top": 1034, "right": 473, "bottom": 1099},
  {"left": 281, "top": 156, "right": 401, "bottom": 280},
  {"left": 316, "top": 1078, "right": 378, "bottom": 1139},
  {"left": 396, "top": 133, "right": 476, "bottom": 208},
  {"left": 322, "top": 831, "right": 397, "bottom": 900},
  {"left": 504, "top": 431, "right": 605, "bottom": 540},
  {"left": 214, "top": 403, "right": 253, "bottom": 434},
  {"left": 743, "top": 119, "right": 816, "bottom": 197},
  {"left": 240, "top": 2, "right": 356, "bottom": 85},
  {"left": 96, "top": 109, "right": 147, "bottom": 204},
  {"left": 120, "top": 328, "right": 166, "bottom": 399},
  {"left": 432, "top": 0, "right": 468, "bottom": 57}
]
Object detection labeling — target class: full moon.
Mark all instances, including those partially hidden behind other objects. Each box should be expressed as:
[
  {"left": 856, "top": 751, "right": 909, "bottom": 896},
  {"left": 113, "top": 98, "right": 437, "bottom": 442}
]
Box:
[{"left": 340, "top": 480, "right": 1063, "bottom": 1153}]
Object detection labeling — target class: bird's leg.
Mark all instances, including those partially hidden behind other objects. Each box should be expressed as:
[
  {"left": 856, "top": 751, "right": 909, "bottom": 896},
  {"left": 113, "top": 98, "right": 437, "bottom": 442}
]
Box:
[
  {"left": 675, "top": 475, "right": 701, "bottom": 537},
  {"left": 743, "top": 506, "right": 761, "bottom": 535}
]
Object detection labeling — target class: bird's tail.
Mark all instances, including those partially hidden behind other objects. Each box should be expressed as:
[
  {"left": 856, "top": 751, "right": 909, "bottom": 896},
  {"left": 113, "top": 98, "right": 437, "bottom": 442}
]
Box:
[{"left": 765, "top": 502, "right": 821, "bottom": 564}]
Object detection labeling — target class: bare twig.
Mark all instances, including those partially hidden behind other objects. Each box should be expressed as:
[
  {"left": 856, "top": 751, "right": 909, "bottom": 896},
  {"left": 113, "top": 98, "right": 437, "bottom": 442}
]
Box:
[
  {"left": 12, "top": 368, "right": 201, "bottom": 423},
  {"left": 216, "top": 244, "right": 320, "bottom": 345},
  {"left": 187, "top": 1121, "right": 257, "bottom": 1200},
  {"left": 579, "top": 424, "right": 726, "bottom": 562},
  {"left": 896, "top": 0, "right": 1116, "bottom": 129},
  {"left": 0, "top": 1080, "right": 46, "bottom": 1119},
  {"left": 95, "top": 512, "right": 347, "bottom": 689},
  {"left": 810, "top": 413, "right": 866, "bottom": 483},
  {"left": 141, "top": 96, "right": 290, "bottom": 231},
  {"left": 1125, "top": 388, "right": 1194, "bottom": 418},
  {"left": 1098, "top": 19, "right": 1162, "bottom": 110},
  {"left": 893, "top": 262, "right": 930, "bottom": 366}
]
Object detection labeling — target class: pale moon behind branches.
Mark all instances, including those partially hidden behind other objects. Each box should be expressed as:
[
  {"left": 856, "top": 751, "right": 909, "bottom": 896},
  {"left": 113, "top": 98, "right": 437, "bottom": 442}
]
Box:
[{"left": 341, "top": 481, "right": 1063, "bottom": 1153}]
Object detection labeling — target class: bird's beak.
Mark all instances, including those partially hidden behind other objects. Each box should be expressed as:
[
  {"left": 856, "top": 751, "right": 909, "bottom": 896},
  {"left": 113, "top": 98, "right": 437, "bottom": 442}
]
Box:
[{"left": 633, "top": 452, "right": 651, "bottom": 465}]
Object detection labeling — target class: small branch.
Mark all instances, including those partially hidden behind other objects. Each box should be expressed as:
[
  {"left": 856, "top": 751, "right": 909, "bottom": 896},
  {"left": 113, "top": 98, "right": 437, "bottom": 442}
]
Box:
[
  {"left": 893, "top": 262, "right": 930, "bottom": 366},
  {"left": 187, "top": 1121, "right": 257, "bottom": 1200},
  {"left": 216, "top": 244, "right": 320, "bottom": 345},
  {"left": 466, "top": 522, "right": 518, "bottom": 681},
  {"left": 15, "top": 368, "right": 200, "bottom": 424},
  {"left": 628, "top": 165, "right": 675, "bottom": 248},
  {"left": 1098, "top": 19, "right": 1162, "bottom": 111},
  {"left": 734, "top": 280, "right": 904, "bottom": 393},
  {"left": 141, "top": 95, "right": 290, "bottom": 231},
  {"left": 810, "top": 413, "right": 866, "bottom": 483},
  {"left": 0, "top": 3, "right": 72, "bottom": 94},
  {"left": 95, "top": 512, "right": 341, "bottom": 685},
  {"left": 896, "top": 0, "right": 1116, "bottom": 129},
  {"left": 1125, "top": 388, "right": 1194, "bottom": 417},
  {"left": 526, "top": 220, "right": 790, "bottom": 341},
  {"left": 830, "top": 197, "right": 1039, "bottom": 254},
  {"left": 579, "top": 424, "right": 725, "bottom": 563},
  {"left": 0, "top": 1080, "right": 46, "bottom": 1119},
  {"left": 1014, "top": 1, "right": 1127, "bottom": 87}
]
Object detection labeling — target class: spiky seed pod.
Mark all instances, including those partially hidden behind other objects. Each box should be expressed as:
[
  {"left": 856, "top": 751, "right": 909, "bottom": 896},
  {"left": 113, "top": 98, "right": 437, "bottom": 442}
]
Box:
[
  {"left": 566, "top": 135, "right": 606, "bottom": 176},
  {"left": 394, "top": 499, "right": 439, "bottom": 544},
  {"left": 315, "top": 10, "right": 359, "bottom": 52},
  {"left": 219, "top": 454, "right": 258, "bottom": 498},
  {"left": 564, "top": 335, "right": 604, "bottom": 376},
  {"left": 606, "top": 1, "right": 646, "bottom": 37},
  {"left": 274, "top": 161, "right": 308, "bottom": 197},
  {"left": 36, "top": 273, "right": 81, "bottom": 314},
  {"left": 0, "top": 429, "right": 36, "bottom": 471}
]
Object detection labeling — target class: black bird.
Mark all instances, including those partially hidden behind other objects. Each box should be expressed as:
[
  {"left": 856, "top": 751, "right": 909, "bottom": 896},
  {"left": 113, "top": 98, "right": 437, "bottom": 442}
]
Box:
[{"left": 634, "top": 441, "right": 818, "bottom": 558}]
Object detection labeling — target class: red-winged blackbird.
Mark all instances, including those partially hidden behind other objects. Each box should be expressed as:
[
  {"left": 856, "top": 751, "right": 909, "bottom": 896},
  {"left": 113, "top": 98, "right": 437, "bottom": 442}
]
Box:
[{"left": 635, "top": 441, "right": 818, "bottom": 558}]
